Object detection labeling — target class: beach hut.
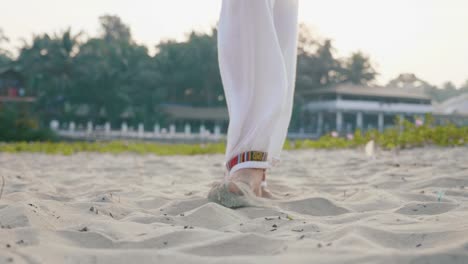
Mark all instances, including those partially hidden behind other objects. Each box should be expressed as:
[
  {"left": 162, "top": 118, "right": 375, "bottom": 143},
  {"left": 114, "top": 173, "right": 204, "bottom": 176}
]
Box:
[
  {"left": 301, "top": 83, "right": 433, "bottom": 136},
  {"left": 161, "top": 104, "right": 229, "bottom": 133},
  {"left": 0, "top": 66, "right": 36, "bottom": 105}
]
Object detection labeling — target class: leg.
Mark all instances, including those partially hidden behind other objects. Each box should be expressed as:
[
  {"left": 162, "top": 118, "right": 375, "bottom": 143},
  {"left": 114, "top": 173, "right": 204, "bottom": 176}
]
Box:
[
  {"left": 218, "top": 0, "right": 294, "bottom": 175},
  {"left": 208, "top": 0, "right": 298, "bottom": 206},
  {"left": 257, "top": 0, "right": 299, "bottom": 198},
  {"left": 269, "top": 0, "right": 299, "bottom": 163}
]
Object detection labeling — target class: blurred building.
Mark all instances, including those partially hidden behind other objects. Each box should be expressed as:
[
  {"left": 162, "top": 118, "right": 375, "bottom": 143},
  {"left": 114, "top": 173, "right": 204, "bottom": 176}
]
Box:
[
  {"left": 434, "top": 93, "right": 468, "bottom": 115},
  {"left": 300, "top": 83, "right": 433, "bottom": 136},
  {"left": 0, "top": 66, "right": 36, "bottom": 106},
  {"left": 433, "top": 93, "right": 468, "bottom": 126},
  {"left": 162, "top": 104, "right": 228, "bottom": 133}
]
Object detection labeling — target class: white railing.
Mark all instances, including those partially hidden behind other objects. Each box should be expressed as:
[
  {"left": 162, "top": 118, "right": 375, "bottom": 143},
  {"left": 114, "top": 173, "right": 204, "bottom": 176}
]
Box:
[
  {"left": 304, "top": 99, "right": 433, "bottom": 114},
  {"left": 50, "top": 120, "right": 324, "bottom": 142},
  {"left": 50, "top": 121, "right": 225, "bottom": 142}
]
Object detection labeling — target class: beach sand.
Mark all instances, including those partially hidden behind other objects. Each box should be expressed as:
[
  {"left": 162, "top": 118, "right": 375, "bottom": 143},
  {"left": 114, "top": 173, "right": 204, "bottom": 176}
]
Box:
[{"left": 1, "top": 147, "right": 467, "bottom": 264}]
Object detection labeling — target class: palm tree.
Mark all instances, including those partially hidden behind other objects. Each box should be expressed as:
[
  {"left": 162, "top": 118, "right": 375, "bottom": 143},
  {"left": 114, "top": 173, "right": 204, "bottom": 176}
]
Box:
[{"left": 17, "top": 29, "right": 82, "bottom": 121}]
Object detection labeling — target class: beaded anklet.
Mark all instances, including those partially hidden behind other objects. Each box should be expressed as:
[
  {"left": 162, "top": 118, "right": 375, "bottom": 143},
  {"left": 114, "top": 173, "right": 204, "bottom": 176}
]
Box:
[{"left": 226, "top": 151, "right": 268, "bottom": 188}]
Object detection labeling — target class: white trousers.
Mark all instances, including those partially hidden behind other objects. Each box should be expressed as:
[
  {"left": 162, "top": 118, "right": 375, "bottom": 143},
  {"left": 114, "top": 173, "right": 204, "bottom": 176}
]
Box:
[{"left": 218, "top": 0, "right": 299, "bottom": 176}]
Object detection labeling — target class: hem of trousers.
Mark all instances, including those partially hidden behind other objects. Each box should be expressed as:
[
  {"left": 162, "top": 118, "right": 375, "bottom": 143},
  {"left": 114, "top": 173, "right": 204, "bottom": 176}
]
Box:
[{"left": 228, "top": 160, "right": 271, "bottom": 177}]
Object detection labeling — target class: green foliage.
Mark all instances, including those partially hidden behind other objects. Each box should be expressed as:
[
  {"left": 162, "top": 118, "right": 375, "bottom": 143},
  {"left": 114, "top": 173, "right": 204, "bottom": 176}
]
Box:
[
  {"left": 0, "top": 107, "right": 57, "bottom": 142},
  {"left": 425, "top": 81, "right": 468, "bottom": 102},
  {"left": 1, "top": 115, "right": 465, "bottom": 155},
  {"left": 0, "top": 54, "right": 11, "bottom": 67},
  {"left": 341, "top": 52, "right": 377, "bottom": 85},
  {"left": 295, "top": 24, "right": 378, "bottom": 95},
  {"left": 16, "top": 28, "right": 81, "bottom": 121},
  {"left": 292, "top": 25, "right": 378, "bottom": 130},
  {"left": 0, "top": 28, "right": 12, "bottom": 66},
  {"left": 288, "top": 115, "right": 467, "bottom": 151},
  {"left": 2, "top": 19, "right": 467, "bottom": 137},
  {"left": 154, "top": 29, "right": 224, "bottom": 107},
  {"left": 99, "top": 15, "right": 132, "bottom": 43},
  {"left": 380, "top": 114, "right": 467, "bottom": 148},
  {"left": 12, "top": 16, "right": 225, "bottom": 127},
  {"left": 0, "top": 141, "right": 225, "bottom": 156},
  {"left": 386, "top": 74, "right": 468, "bottom": 103}
]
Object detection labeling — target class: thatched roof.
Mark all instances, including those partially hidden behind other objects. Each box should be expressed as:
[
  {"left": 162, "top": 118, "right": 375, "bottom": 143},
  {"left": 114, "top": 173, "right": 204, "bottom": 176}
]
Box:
[{"left": 302, "top": 83, "right": 431, "bottom": 101}]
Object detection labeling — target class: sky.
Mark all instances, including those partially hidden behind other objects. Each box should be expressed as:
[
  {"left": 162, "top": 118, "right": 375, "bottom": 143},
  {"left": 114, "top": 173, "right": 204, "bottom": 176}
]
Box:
[{"left": 1, "top": 0, "right": 467, "bottom": 87}]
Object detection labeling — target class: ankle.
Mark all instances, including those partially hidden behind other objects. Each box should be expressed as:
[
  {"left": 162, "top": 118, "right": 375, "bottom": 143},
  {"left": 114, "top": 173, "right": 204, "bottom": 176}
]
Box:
[{"left": 230, "top": 168, "right": 264, "bottom": 186}]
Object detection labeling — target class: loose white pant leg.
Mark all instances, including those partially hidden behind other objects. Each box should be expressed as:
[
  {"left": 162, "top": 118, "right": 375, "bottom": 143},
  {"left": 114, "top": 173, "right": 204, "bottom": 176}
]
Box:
[
  {"left": 269, "top": 0, "right": 300, "bottom": 165},
  {"left": 218, "top": 0, "right": 299, "bottom": 176}
]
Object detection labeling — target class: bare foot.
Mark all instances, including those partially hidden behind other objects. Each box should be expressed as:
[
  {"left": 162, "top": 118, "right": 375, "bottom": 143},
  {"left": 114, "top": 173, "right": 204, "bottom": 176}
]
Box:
[
  {"left": 260, "top": 187, "right": 274, "bottom": 199},
  {"left": 229, "top": 168, "right": 265, "bottom": 196},
  {"left": 229, "top": 168, "right": 276, "bottom": 199},
  {"left": 207, "top": 168, "right": 275, "bottom": 207}
]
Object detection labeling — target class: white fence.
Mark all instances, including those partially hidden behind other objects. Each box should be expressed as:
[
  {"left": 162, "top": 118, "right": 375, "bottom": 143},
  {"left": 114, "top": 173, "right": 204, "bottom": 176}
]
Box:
[
  {"left": 304, "top": 99, "right": 433, "bottom": 114},
  {"left": 50, "top": 120, "right": 225, "bottom": 142}
]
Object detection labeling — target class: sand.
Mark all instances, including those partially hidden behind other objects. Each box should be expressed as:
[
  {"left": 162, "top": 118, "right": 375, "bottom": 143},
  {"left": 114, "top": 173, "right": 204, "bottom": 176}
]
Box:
[{"left": 0, "top": 147, "right": 467, "bottom": 264}]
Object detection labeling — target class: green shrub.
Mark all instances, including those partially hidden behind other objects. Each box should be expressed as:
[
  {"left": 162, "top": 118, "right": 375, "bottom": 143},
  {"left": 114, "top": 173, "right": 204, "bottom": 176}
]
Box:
[
  {"left": 291, "top": 114, "right": 467, "bottom": 151},
  {"left": 0, "top": 107, "right": 57, "bottom": 142},
  {"left": 0, "top": 114, "right": 466, "bottom": 155},
  {"left": 0, "top": 141, "right": 227, "bottom": 156}
]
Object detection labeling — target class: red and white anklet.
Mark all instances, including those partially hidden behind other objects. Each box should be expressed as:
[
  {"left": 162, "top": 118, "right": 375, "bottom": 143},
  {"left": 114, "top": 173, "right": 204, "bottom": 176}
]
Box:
[
  {"left": 226, "top": 151, "right": 268, "bottom": 171},
  {"left": 226, "top": 151, "right": 268, "bottom": 188}
]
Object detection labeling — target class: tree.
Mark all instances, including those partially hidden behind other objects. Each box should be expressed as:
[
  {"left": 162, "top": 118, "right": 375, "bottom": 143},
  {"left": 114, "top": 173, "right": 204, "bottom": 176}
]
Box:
[
  {"left": 458, "top": 80, "right": 468, "bottom": 96},
  {"left": 438, "top": 81, "right": 460, "bottom": 101},
  {"left": 428, "top": 81, "right": 468, "bottom": 102},
  {"left": 341, "top": 52, "right": 377, "bottom": 85},
  {"left": 0, "top": 28, "right": 12, "bottom": 66},
  {"left": 386, "top": 74, "right": 468, "bottom": 102},
  {"left": 72, "top": 17, "right": 158, "bottom": 124},
  {"left": 297, "top": 24, "right": 319, "bottom": 56},
  {"left": 293, "top": 25, "right": 347, "bottom": 130},
  {"left": 14, "top": 16, "right": 161, "bottom": 125},
  {"left": 387, "top": 73, "right": 431, "bottom": 90},
  {"left": 16, "top": 29, "right": 82, "bottom": 121},
  {"left": 295, "top": 25, "right": 342, "bottom": 94},
  {"left": 153, "top": 28, "right": 223, "bottom": 107},
  {"left": 315, "top": 39, "right": 341, "bottom": 85},
  {"left": 99, "top": 15, "right": 132, "bottom": 44},
  {"left": 7, "top": 18, "right": 394, "bottom": 132}
]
